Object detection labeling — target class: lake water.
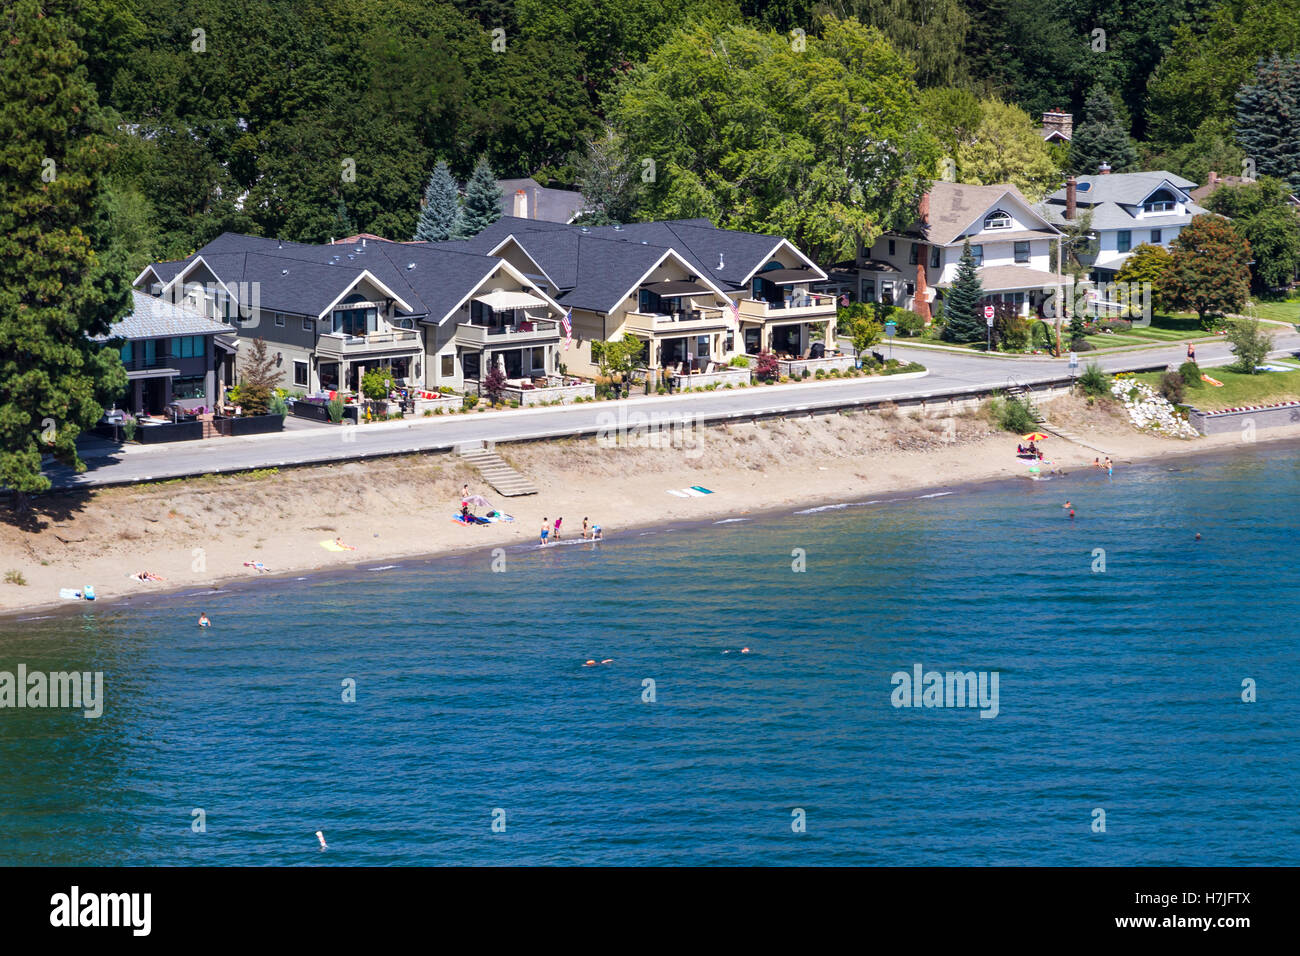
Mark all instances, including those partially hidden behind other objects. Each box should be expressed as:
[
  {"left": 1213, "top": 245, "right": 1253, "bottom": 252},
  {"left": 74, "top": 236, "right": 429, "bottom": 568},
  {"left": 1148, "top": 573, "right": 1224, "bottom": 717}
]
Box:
[{"left": 2, "top": 442, "right": 1298, "bottom": 865}]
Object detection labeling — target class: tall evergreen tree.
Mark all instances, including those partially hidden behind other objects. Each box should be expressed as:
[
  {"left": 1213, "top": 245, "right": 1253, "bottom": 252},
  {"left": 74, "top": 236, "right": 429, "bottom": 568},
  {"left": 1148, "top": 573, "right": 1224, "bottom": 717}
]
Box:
[
  {"left": 941, "top": 241, "right": 985, "bottom": 344},
  {"left": 1235, "top": 54, "right": 1300, "bottom": 192},
  {"left": 453, "top": 155, "right": 502, "bottom": 238},
  {"left": 1070, "top": 85, "right": 1139, "bottom": 174},
  {"left": 0, "top": 0, "right": 128, "bottom": 496},
  {"left": 413, "top": 161, "right": 462, "bottom": 241}
]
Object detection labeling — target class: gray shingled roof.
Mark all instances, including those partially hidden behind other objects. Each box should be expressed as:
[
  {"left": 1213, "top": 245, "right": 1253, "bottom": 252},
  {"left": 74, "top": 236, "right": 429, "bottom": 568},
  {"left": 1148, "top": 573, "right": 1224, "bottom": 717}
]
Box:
[
  {"left": 497, "top": 178, "right": 590, "bottom": 223},
  {"left": 1043, "top": 171, "right": 1197, "bottom": 205},
  {"left": 96, "top": 290, "right": 231, "bottom": 341}
]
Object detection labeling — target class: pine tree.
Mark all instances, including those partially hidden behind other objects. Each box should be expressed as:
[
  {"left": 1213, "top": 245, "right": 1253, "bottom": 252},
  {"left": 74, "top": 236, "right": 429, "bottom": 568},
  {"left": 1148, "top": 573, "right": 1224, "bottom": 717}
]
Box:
[
  {"left": 413, "top": 161, "right": 462, "bottom": 241},
  {"left": 1070, "top": 85, "right": 1138, "bottom": 175},
  {"left": 941, "top": 241, "right": 985, "bottom": 343},
  {"left": 333, "top": 197, "right": 355, "bottom": 238},
  {"left": 238, "top": 338, "right": 283, "bottom": 415},
  {"left": 1236, "top": 54, "right": 1300, "bottom": 193},
  {"left": 0, "top": 0, "right": 129, "bottom": 496},
  {"left": 453, "top": 155, "right": 502, "bottom": 238}
]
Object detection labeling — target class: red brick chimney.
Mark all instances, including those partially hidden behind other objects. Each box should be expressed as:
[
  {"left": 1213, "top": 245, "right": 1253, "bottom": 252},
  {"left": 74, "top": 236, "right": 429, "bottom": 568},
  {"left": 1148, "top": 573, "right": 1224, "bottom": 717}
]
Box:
[
  {"left": 1066, "top": 176, "right": 1077, "bottom": 220},
  {"left": 1208, "top": 171, "right": 1219, "bottom": 186}
]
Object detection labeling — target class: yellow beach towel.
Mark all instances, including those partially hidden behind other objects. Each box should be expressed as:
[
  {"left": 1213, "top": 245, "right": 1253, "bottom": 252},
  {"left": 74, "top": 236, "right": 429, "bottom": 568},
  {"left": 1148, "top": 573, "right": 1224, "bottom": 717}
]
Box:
[{"left": 320, "top": 539, "right": 350, "bottom": 552}]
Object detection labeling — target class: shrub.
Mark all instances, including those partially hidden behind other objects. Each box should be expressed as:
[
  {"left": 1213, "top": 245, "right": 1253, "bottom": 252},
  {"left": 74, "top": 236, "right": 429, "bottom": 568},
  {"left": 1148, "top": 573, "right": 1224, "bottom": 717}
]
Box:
[
  {"left": 892, "top": 309, "right": 926, "bottom": 337},
  {"left": 1099, "top": 318, "right": 1132, "bottom": 333},
  {"left": 1226, "top": 317, "right": 1272, "bottom": 373},
  {"left": 482, "top": 366, "right": 508, "bottom": 404},
  {"left": 121, "top": 418, "right": 138, "bottom": 441},
  {"left": 462, "top": 394, "right": 479, "bottom": 410},
  {"left": 1159, "top": 370, "right": 1186, "bottom": 403},
  {"left": 1071, "top": 337, "right": 1095, "bottom": 352},
  {"left": 729, "top": 354, "right": 750, "bottom": 368},
  {"left": 754, "top": 350, "right": 779, "bottom": 381},
  {"left": 1178, "top": 361, "right": 1203, "bottom": 387},
  {"left": 269, "top": 393, "right": 288, "bottom": 417},
  {"left": 239, "top": 337, "right": 282, "bottom": 414},
  {"left": 990, "top": 393, "right": 1038, "bottom": 432},
  {"left": 1077, "top": 362, "right": 1110, "bottom": 397},
  {"left": 326, "top": 396, "right": 345, "bottom": 423},
  {"left": 883, "top": 361, "right": 926, "bottom": 375},
  {"left": 5, "top": 569, "right": 27, "bottom": 586}
]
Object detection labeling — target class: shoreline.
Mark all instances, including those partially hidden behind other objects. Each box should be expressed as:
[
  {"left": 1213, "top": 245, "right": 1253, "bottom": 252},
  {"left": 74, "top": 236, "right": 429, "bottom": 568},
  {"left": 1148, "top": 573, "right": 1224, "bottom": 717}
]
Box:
[{"left": 5, "top": 398, "right": 1300, "bottom": 621}]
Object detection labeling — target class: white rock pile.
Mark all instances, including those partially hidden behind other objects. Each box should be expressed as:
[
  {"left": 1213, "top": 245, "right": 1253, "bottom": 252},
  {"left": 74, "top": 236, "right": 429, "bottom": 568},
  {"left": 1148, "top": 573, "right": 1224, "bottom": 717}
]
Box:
[{"left": 1110, "top": 379, "right": 1199, "bottom": 438}]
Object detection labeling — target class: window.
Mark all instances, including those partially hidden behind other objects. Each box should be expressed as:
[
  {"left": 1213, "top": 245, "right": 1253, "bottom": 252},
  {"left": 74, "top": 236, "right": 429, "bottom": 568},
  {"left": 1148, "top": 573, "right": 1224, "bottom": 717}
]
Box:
[
  {"left": 302, "top": 317, "right": 313, "bottom": 331},
  {"left": 293, "top": 361, "right": 308, "bottom": 387},
  {"left": 639, "top": 288, "right": 666, "bottom": 314},
  {"left": 332, "top": 306, "right": 376, "bottom": 336},
  {"left": 1014, "top": 241, "right": 1030, "bottom": 264},
  {"left": 172, "top": 375, "right": 206, "bottom": 400},
  {"left": 970, "top": 244, "right": 984, "bottom": 267},
  {"left": 725, "top": 330, "right": 734, "bottom": 352},
  {"left": 908, "top": 243, "right": 918, "bottom": 265},
  {"left": 696, "top": 335, "right": 709, "bottom": 358},
  {"left": 142, "top": 339, "right": 158, "bottom": 367},
  {"left": 274, "top": 311, "right": 285, "bottom": 327},
  {"left": 175, "top": 335, "right": 205, "bottom": 358},
  {"left": 888, "top": 239, "right": 896, "bottom": 257},
  {"left": 1117, "top": 230, "right": 1132, "bottom": 253},
  {"left": 531, "top": 346, "right": 546, "bottom": 372},
  {"left": 983, "top": 209, "right": 1012, "bottom": 230},
  {"left": 929, "top": 246, "right": 940, "bottom": 268},
  {"left": 1142, "top": 189, "right": 1176, "bottom": 214},
  {"left": 905, "top": 282, "right": 915, "bottom": 296},
  {"left": 120, "top": 341, "right": 133, "bottom": 364},
  {"left": 1150, "top": 229, "right": 1163, "bottom": 245},
  {"left": 861, "top": 279, "right": 875, "bottom": 302},
  {"left": 441, "top": 354, "right": 454, "bottom": 377}
]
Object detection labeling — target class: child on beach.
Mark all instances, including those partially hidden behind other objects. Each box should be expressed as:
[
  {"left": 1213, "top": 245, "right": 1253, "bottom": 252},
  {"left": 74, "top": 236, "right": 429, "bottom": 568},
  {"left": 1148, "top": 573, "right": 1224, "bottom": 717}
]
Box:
[
  {"left": 540, "top": 518, "right": 550, "bottom": 546},
  {"left": 554, "top": 516, "right": 563, "bottom": 540},
  {"left": 592, "top": 524, "right": 602, "bottom": 540},
  {"left": 582, "top": 517, "right": 590, "bottom": 539}
]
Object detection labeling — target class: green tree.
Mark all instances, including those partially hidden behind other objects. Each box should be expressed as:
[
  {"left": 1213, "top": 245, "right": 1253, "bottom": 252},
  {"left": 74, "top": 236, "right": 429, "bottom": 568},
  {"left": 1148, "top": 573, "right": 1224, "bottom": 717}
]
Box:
[
  {"left": 453, "top": 155, "right": 502, "bottom": 238},
  {"left": 1115, "top": 243, "right": 1173, "bottom": 312},
  {"left": 918, "top": 87, "right": 982, "bottom": 175},
  {"left": 825, "top": 0, "right": 971, "bottom": 88},
  {"left": 571, "top": 128, "right": 642, "bottom": 224},
  {"left": 0, "top": 0, "right": 129, "bottom": 496},
  {"left": 413, "top": 161, "right": 462, "bottom": 241},
  {"left": 590, "top": 332, "right": 644, "bottom": 396},
  {"left": 608, "top": 16, "right": 938, "bottom": 264},
  {"left": 941, "top": 241, "right": 985, "bottom": 343},
  {"left": 835, "top": 303, "right": 884, "bottom": 353},
  {"left": 1070, "top": 84, "right": 1139, "bottom": 174},
  {"left": 1204, "top": 176, "right": 1300, "bottom": 289},
  {"left": 1225, "top": 316, "right": 1273, "bottom": 373},
  {"left": 1235, "top": 54, "right": 1300, "bottom": 192},
  {"left": 956, "top": 98, "right": 1062, "bottom": 200},
  {"left": 1158, "top": 215, "right": 1253, "bottom": 326},
  {"left": 1141, "top": 116, "right": 1245, "bottom": 187}
]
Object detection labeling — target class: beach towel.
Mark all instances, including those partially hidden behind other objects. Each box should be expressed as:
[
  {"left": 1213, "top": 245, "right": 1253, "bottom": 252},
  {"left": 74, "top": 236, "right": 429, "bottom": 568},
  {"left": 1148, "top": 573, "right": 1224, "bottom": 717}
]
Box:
[
  {"left": 690, "top": 486, "right": 714, "bottom": 495},
  {"left": 1201, "top": 374, "right": 1224, "bottom": 387},
  {"left": 59, "top": 588, "right": 82, "bottom": 600}
]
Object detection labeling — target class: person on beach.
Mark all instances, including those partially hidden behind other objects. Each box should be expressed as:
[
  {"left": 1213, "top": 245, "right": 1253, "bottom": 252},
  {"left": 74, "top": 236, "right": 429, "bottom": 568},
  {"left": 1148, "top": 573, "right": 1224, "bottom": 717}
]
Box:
[
  {"left": 582, "top": 517, "right": 590, "bottom": 539},
  {"left": 1092, "top": 457, "right": 1101, "bottom": 468},
  {"left": 243, "top": 561, "right": 269, "bottom": 572},
  {"left": 334, "top": 537, "right": 356, "bottom": 551},
  {"left": 1104, "top": 456, "right": 1113, "bottom": 477},
  {"left": 592, "top": 524, "right": 602, "bottom": 540},
  {"left": 540, "top": 518, "right": 550, "bottom": 546},
  {"left": 135, "top": 571, "right": 165, "bottom": 582},
  {"left": 462, "top": 483, "right": 470, "bottom": 500},
  {"left": 198, "top": 613, "right": 211, "bottom": 628},
  {"left": 554, "top": 516, "right": 563, "bottom": 540}
]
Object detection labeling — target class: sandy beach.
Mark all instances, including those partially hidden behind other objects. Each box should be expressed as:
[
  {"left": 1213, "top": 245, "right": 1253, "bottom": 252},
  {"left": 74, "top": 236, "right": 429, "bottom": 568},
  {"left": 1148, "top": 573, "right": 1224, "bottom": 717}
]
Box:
[{"left": 3, "top": 392, "right": 1299, "bottom": 617}]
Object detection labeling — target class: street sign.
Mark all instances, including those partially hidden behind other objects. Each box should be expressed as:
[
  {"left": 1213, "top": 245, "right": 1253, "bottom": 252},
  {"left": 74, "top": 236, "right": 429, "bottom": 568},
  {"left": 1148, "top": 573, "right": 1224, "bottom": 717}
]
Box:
[
  {"left": 984, "top": 305, "right": 995, "bottom": 326},
  {"left": 884, "top": 321, "right": 896, "bottom": 337},
  {"left": 1068, "top": 351, "right": 1078, "bottom": 369}
]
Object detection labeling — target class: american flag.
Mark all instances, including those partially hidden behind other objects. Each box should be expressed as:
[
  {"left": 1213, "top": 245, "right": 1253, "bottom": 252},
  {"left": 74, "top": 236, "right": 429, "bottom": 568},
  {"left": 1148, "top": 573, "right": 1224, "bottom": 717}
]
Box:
[
  {"left": 561, "top": 308, "right": 572, "bottom": 350},
  {"left": 727, "top": 297, "right": 740, "bottom": 323}
]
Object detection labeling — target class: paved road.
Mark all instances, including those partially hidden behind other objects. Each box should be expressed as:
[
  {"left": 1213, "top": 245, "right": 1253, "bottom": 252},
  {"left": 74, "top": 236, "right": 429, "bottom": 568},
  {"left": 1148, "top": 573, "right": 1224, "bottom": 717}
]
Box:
[{"left": 45, "top": 332, "right": 1300, "bottom": 489}]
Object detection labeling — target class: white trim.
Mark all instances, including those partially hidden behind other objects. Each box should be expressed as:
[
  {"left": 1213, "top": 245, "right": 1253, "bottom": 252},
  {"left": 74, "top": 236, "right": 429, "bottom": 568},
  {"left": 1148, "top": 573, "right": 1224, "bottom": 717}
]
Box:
[
  {"left": 614, "top": 249, "right": 733, "bottom": 315},
  {"left": 486, "top": 235, "right": 559, "bottom": 290},
  {"left": 950, "top": 190, "right": 1062, "bottom": 243},
  {"left": 433, "top": 260, "right": 568, "bottom": 326},
  {"left": 132, "top": 264, "right": 168, "bottom": 288},
  {"left": 316, "top": 269, "right": 415, "bottom": 319},
  {"left": 1134, "top": 180, "right": 1191, "bottom": 209},
  {"left": 737, "top": 238, "right": 829, "bottom": 287}
]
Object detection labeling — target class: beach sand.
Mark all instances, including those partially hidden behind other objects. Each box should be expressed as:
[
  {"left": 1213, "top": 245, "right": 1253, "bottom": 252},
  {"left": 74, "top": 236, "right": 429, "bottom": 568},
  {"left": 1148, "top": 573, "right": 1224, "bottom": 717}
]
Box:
[{"left": 3, "top": 393, "right": 1298, "bottom": 617}]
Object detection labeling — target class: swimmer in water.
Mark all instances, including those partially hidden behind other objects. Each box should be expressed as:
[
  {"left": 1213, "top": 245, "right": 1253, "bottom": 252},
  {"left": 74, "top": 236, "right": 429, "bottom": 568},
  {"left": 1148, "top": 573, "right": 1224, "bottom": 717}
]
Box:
[
  {"left": 1063, "top": 501, "right": 1072, "bottom": 509},
  {"left": 198, "top": 612, "right": 211, "bottom": 627},
  {"left": 1195, "top": 533, "right": 1202, "bottom": 540},
  {"left": 583, "top": 659, "right": 614, "bottom": 666}
]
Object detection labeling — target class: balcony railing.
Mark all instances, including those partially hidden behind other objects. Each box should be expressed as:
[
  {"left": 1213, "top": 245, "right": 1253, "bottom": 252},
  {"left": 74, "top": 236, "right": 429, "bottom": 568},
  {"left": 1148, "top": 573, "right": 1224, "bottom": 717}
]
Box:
[
  {"left": 454, "top": 316, "right": 560, "bottom": 346},
  {"left": 316, "top": 329, "right": 421, "bottom": 356},
  {"left": 737, "top": 293, "right": 836, "bottom": 321},
  {"left": 624, "top": 308, "right": 727, "bottom": 335}
]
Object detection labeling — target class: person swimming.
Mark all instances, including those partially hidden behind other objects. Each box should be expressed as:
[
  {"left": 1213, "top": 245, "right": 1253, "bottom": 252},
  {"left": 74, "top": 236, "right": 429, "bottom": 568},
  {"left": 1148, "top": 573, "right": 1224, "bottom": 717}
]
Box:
[
  {"left": 583, "top": 659, "right": 614, "bottom": 666},
  {"left": 198, "top": 613, "right": 211, "bottom": 628}
]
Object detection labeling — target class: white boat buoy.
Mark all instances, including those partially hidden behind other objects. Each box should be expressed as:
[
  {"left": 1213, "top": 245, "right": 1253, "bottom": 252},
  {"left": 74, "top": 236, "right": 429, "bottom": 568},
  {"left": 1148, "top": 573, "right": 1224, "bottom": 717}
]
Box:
[{"left": 316, "top": 830, "right": 327, "bottom": 850}]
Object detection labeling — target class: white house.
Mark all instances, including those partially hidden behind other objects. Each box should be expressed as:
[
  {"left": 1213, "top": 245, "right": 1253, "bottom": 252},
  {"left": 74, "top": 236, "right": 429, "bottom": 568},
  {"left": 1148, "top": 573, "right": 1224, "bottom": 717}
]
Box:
[
  {"left": 852, "top": 181, "right": 1070, "bottom": 320},
  {"left": 1039, "top": 170, "right": 1210, "bottom": 281}
]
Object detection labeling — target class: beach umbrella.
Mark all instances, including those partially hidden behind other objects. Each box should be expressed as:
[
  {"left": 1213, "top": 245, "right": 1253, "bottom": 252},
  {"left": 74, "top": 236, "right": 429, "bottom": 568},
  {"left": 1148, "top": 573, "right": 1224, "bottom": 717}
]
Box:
[
  {"left": 464, "top": 494, "right": 492, "bottom": 508},
  {"left": 1021, "top": 432, "right": 1049, "bottom": 441}
]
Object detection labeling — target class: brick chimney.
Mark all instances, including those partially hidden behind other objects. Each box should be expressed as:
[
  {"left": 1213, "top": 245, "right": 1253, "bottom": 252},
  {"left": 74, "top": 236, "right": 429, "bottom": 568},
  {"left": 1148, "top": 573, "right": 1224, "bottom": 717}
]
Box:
[
  {"left": 1099, "top": 162, "right": 1112, "bottom": 175},
  {"left": 1208, "top": 171, "right": 1219, "bottom": 186},
  {"left": 1042, "top": 109, "right": 1073, "bottom": 139},
  {"left": 513, "top": 189, "right": 528, "bottom": 218},
  {"left": 1066, "top": 176, "right": 1077, "bottom": 221}
]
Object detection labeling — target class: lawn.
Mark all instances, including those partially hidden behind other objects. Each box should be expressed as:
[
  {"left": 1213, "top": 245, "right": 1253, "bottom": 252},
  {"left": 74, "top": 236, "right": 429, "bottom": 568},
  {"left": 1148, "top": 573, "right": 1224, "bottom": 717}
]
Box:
[
  {"left": 1250, "top": 297, "right": 1300, "bottom": 325},
  {"left": 1082, "top": 313, "right": 1215, "bottom": 349},
  {"left": 1130, "top": 364, "right": 1300, "bottom": 411}
]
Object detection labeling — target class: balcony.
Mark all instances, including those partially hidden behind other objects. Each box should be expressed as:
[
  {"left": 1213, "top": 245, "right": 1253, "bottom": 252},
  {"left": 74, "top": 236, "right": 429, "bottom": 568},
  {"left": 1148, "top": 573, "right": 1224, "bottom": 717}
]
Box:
[
  {"left": 454, "top": 316, "right": 560, "bottom": 347},
  {"left": 737, "top": 293, "right": 836, "bottom": 322},
  {"left": 316, "top": 329, "right": 421, "bottom": 357},
  {"left": 624, "top": 308, "right": 728, "bottom": 336}
]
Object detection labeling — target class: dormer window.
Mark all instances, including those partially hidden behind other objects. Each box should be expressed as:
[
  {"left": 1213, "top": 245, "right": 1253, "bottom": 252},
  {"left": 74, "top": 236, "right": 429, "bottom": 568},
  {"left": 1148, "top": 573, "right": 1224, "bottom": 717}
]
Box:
[
  {"left": 1142, "top": 189, "right": 1177, "bottom": 214},
  {"left": 983, "top": 209, "right": 1012, "bottom": 230}
]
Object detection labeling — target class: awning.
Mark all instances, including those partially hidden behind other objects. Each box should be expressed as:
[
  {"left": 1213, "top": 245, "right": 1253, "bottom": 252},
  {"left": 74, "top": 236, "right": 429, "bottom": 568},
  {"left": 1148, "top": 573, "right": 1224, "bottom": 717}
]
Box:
[
  {"left": 860, "top": 259, "right": 902, "bottom": 273},
  {"left": 757, "top": 268, "right": 820, "bottom": 285},
  {"left": 125, "top": 368, "right": 179, "bottom": 380},
  {"left": 642, "top": 280, "right": 713, "bottom": 298},
  {"left": 473, "top": 290, "right": 548, "bottom": 311}
]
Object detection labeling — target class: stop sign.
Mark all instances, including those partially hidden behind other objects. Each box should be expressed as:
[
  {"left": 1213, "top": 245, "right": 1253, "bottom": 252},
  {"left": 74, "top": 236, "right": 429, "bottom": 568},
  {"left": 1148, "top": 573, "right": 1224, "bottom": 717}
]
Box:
[{"left": 983, "top": 305, "right": 995, "bottom": 320}]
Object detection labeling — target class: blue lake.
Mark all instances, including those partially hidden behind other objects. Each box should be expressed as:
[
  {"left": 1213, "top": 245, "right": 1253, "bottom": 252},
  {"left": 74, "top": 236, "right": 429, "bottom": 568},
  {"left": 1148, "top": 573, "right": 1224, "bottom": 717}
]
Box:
[{"left": 2, "top": 443, "right": 1298, "bottom": 865}]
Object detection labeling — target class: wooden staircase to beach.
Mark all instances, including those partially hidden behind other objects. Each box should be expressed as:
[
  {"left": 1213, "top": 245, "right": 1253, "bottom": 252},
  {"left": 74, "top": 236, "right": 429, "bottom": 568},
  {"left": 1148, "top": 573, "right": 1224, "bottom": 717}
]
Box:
[
  {"left": 1005, "top": 382, "right": 1046, "bottom": 424},
  {"left": 456, "top": 442, "right": 538, "bottom": 497}
]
